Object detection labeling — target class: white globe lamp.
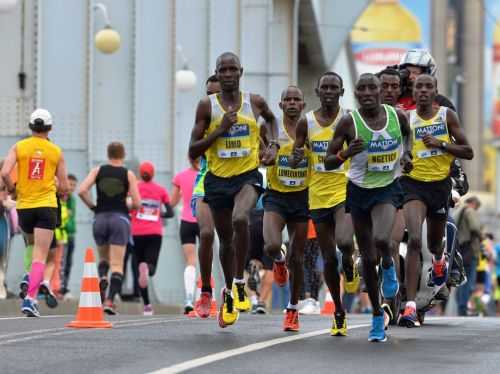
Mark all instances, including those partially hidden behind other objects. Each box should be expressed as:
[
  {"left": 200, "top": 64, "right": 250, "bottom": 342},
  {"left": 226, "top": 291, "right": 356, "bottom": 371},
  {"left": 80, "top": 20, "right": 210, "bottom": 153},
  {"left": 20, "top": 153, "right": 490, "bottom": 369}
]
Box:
[
  {"left": 176, "top": 69, "right": 197, "bottom": 92},
  {"left": 95, "top": 26, "right": 121, "bottom": 54}
]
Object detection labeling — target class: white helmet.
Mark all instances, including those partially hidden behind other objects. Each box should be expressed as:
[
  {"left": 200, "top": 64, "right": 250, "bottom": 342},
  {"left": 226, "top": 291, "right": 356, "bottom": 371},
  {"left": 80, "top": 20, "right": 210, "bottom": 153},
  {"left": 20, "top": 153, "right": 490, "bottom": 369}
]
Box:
[{"left": 399, "top": 49, "right": 437, "bottom": 76}]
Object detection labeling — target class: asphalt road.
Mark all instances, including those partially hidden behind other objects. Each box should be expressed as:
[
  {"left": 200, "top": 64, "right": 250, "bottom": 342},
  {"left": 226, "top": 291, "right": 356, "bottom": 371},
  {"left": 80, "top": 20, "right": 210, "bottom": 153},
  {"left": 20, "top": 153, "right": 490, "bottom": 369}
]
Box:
[{"left": 0, "top": 313, "right": 498, "bottom": 374}]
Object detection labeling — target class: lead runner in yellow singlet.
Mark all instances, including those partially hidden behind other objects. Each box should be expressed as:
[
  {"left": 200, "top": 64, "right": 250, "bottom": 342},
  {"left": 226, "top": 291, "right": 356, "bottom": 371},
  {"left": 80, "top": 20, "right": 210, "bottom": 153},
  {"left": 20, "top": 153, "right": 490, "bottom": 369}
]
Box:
[
  {"left": 189, "top": 52, "right": 278, "bottom": 328},
  {"left": 1, "top": 109, "right": 68, "bottom": 317},
  {"left": 290, "top": 72, "right": 358, "bottom": 337},
  {"left": 398, "top": 74, "right": 473, "bottom": 328}
]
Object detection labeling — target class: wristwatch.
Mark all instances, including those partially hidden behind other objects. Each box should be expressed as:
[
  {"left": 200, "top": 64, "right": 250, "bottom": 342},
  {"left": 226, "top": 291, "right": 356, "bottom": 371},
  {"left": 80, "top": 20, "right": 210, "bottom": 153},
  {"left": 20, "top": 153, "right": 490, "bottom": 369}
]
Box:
[{"left": 440, "top": 141, "right": 448, "bottom": 151}]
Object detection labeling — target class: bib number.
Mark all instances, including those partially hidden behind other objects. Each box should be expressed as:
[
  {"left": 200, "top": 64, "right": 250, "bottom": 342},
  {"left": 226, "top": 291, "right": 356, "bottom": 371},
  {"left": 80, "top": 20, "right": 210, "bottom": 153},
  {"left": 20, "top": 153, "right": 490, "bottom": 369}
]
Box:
[
  {"left": 29, "top": 158, "right": 45, "bottom": 180},
  {"left": 217, "top": 123, "right": 251, "bottom": 159},
  {"left": 367, "top": 152, "right": 398, "bottom": 172},
  {"left": 137, "top": 201, "right": 160, "bottom": 222},
  {"left": 417, "top": 148, "right": 443, "bottom": 159}
]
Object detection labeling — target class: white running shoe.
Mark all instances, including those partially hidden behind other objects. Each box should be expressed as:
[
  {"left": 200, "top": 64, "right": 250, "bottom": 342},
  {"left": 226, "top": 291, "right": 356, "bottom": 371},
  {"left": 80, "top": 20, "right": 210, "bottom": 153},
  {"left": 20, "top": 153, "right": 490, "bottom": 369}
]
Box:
[{"left": 299, "top": 298, "right": 320, "bottom": 315}]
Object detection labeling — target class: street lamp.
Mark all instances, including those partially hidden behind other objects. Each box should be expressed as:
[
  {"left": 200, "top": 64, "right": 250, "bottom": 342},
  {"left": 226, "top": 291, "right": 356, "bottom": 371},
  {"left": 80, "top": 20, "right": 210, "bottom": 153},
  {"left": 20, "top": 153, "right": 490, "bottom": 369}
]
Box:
[
  {"left": 0, "top": 0, "right": 17, "bottom": 13},
  {"left": 93, "top": 2, "right": 120, "bottom": 54},
  {"left": 175, "top": 45, "right": 197, "bottom": 91}
]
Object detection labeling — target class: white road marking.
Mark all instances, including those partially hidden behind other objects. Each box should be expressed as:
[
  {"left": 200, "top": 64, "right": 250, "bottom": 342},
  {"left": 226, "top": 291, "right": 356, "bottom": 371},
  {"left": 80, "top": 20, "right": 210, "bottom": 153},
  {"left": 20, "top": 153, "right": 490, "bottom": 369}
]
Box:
[
  {"left": 0, "top": 315, "right": 71, "bottom": 321},
  {"left": 149, "top": 323, "right": 370, "bottom": 374}
]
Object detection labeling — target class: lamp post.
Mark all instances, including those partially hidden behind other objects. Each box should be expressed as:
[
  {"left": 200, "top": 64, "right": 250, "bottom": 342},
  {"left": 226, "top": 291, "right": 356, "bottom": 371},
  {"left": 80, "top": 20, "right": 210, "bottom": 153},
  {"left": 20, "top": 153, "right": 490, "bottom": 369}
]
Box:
[
  {"left": 175, "top": 45, "right": 197, "bottom": 91},
  {"left": 93, "top": 2, "right": 120, "bottom": 54}
]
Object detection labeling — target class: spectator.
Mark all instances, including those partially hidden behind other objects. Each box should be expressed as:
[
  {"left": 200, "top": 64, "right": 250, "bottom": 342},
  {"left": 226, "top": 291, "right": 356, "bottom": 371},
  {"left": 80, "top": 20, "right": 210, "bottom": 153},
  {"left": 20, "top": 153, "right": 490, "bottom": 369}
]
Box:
[{"left": 454, "top": 196, "right": 481, "bottom": 316}]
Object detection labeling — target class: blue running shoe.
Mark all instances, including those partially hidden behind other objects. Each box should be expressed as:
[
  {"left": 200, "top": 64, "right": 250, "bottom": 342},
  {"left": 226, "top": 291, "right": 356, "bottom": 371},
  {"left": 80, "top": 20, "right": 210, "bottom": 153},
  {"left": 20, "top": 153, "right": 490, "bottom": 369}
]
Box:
[
  {"left": 381, "top": 262, "right": 399, "bottom": 299},
  {"left": 21, "top": 298, "right": 40, "bottom": 317},
  {"left": 368, "top": 313, "right": 387, "bottom": 342},
  {"left": 398, "top": 305, "right": 420, "bottom": 328},
  {"left": 431, "top": 258, "right": 448, "bottom": 287},
  {"left": 19, "top": 273, "right": 29, "bottom": 299}
]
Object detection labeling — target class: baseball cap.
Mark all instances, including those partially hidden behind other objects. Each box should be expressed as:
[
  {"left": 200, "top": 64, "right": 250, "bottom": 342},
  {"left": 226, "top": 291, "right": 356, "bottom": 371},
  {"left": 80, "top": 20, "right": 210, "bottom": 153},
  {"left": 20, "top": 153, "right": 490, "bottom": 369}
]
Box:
[
  {"left": 139, "top": 161, "right": 155, "bottom": 178},
  {"left": 29, "top": 108, "right": 53, "bottom": 126}
]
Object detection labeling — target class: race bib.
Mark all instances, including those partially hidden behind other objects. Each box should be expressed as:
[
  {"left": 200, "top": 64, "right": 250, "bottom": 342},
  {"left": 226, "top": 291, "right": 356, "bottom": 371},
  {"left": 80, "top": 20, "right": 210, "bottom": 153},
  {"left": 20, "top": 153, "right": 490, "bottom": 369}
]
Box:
[
  {"left": 217, "top": 123, "right": 251, "bottom": 158},
  {"left": 416, "top": 148, "right": 443, "bottom": 159},
  {"left": 367, "top": 138, "right": 399, "bottom": 172},
  {"left": 29, "top": 158, "right": 45, "bottom": 180},
  {"left": 137, "top": 200, "right": 160, "bottom": 222},
  {"left": 311, "top": 140, "right": 342, "bottom": 173},
  {"left": 277, "top": 155, "right": 307, "bottom": 186}
]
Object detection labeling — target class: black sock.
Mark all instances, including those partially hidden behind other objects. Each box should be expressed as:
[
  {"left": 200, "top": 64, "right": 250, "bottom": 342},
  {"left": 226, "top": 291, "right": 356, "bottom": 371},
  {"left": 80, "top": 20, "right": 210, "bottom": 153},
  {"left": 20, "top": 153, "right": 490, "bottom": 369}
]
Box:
[
  {"left": 98, "top": 261, "right": 110, "bottom": 279},
  {"left": 140, "top": 286, "right": 150, "bottom": 305},
  {"left": 201, "top": 286, "right": 212, "bottom": 294},
  {"left": 107, "top": 272, "right": 123, "bottom": 302}
]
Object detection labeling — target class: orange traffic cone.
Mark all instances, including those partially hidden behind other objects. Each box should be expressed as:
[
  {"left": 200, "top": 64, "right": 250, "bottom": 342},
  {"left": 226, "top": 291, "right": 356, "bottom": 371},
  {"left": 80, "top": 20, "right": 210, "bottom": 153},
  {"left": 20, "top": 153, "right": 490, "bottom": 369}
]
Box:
[
  {"left": 189, "top": 276, "right": 217, "bottom": 318},
  {"left": 320, "top": 291, "right": 336, "bottom": 315},
  {"left": 66, "top": 248, "right": 112, "bottom": 328}
]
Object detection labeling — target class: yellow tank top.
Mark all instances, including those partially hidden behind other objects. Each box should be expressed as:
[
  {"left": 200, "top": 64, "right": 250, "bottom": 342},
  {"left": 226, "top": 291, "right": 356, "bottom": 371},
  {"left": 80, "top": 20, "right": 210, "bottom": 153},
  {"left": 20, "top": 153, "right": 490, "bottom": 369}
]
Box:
[
  {"left": 16, "top": 137, "right": 61, "bottom": 209},
  {"left": 205, "top": 92, "right": 259, "bottom": 178},
  {"left": 408, "top": 107, "right": 454, "bottom": 182},
  {"left": 307, "top": 109, "right": 347, "bottom": 210},
  {"left": 267, "top": 117, "right": 309, "bottom": 193}
]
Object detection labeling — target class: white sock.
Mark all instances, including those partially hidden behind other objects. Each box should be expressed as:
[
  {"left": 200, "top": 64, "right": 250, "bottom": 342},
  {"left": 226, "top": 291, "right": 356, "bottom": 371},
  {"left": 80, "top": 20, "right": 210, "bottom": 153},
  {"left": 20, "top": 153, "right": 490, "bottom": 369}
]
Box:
[
  {"left": 250, "top": 294, "right": 258, "bottom": 305},
  {"left": 184, "top": 265, "right": 196, "bottom": 303},
  {"left": 287, "top": 302, "right": 298, "bottom": 310},
  {"left": 233, "top": 278, "right": 245, "bottom": 285},
  {"left": 406, "top": 301, "right": 416, "bottom": 310}
]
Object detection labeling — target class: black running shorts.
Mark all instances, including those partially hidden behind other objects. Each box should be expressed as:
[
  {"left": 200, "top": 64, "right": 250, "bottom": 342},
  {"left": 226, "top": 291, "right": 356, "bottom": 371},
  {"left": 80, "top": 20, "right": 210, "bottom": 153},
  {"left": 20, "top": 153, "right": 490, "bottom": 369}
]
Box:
[
  {"left": 179, "top": 220, "right": 199, "bottom": 245},
  {"left": 399, "top": 176, "right": 452, "bottom": 218},
  {"left": 346, "top": 179, "right": 404, "bottom": 217},
  {"left": 18, "top": 207, "right": 58, "bottom": 234},
  {"left": 263, "top": 189, "right": 309, "bottom": 223}
]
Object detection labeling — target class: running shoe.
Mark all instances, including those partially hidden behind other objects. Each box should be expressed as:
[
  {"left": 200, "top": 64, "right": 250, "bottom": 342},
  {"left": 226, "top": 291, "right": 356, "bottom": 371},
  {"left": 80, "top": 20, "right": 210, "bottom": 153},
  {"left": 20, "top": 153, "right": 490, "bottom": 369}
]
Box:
[
  {"left": 381, "top": 261, "right": 399, "bottom": 299},
  {"left": 38, "top": 281, "right": 58, "bottom": 309},
  {"left": 273, "top": 261, "right": 289, "bottom": 287},
  {"left": 232, "top": 282, "right": 251, "bottom": 312},
  {"left": 343, "top": 264, "right": 360, "bottom": 294},
  {"left": 398, "top": 304, "right": 420, "bottom": 328},
  {"left": 283, "top": 309, "right": 299, "bottom": 332},
  {"left": 195, "top": 291, "right": 212, "bottom": 318},
  {"left": 368, "top": 313, "right": 387, "bottom": 342},
  {"left": 431, "top": 257, "right": 448, "bottom": 287},
  {"left": 184, "top": 302, "right": 194, "bottom": 315},
  {"left": 21, "top": 297, "right": 40, "bottom": 317},
  {"left": 331, "top": 312, "right": 347, "bottom": 336},
  {"left": 19, "top": 273, "right": 29, "bottom": 299},
  {"left": 381, "top": 303, "right": 393, "bottom": 330},
  {"left": 251, "top": 302, "right": 267, "bottom": 315},
  {"left": 138, "top": 262, "right": 149, "bottom": 289},
  {"left": 218, "top": 288, "right": 239, "bottom": 328},
  {"left": 143, "top": 304, "right": 154, "bottom": 316},
  {"left": 99, "top": 277, "right": 108, "bottom": 303},
  {"left": 299, "top": 298, "right": 320, "bottom": 315},
  {"left": 103, "top": 299, "right": 117, "bottom": 315}
]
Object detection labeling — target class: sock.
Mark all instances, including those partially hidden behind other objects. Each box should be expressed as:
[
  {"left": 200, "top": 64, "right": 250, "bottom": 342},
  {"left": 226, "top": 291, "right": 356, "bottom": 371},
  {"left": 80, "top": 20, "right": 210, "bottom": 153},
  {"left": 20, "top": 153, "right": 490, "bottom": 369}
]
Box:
[
  {"left": 23, "top": 245, "right": 33, "bottom": 273},
  {"left": 107, "top": 272, "right": 123, "bottom": 302},
  {"left": 140, "top": 286, "right": 150, "bottom": 306},
  {"left": 201, "top": 286, "right": 212, "bottom": 294},
  {"left": 287, "top": 303, "right": 298, "bottom": 310},
  {"left": 250, "top": 294, "right": 258, "bottom": 305},
  {"left": 233, "top": 278, "right": 245, "bottom": 285},
  {"left": 406, "top": 301, "right": 416, "bottom": 310},
  {"left": 27, "top": 261, "right": 45, "bottom": 298},
  {"left": 98, "top": 261, "right": 110, "bottom": 279},
  {"left": 184, "top": 265, "right": 196, "bottom": 303},
  {"left": 274, "top": 252, "right": 285, "bottom": 263},
  {"left": 381, "top": 256, "right": 393, "bottom": 269}
]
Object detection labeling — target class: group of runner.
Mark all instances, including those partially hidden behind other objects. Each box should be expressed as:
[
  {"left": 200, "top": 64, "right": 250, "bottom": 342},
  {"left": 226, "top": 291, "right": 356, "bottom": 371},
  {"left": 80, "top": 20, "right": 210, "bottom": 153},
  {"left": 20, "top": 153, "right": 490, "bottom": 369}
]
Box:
[{"left": 2, "top": 48, "right": 473, "bottom": 343}]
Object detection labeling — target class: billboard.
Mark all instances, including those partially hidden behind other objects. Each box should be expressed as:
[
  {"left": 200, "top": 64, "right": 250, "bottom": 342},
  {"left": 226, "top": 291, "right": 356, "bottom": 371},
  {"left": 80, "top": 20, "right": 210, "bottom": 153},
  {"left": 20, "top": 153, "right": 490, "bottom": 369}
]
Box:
[{"left": 351, "top": 0, "right": 430, "bottom": 75}]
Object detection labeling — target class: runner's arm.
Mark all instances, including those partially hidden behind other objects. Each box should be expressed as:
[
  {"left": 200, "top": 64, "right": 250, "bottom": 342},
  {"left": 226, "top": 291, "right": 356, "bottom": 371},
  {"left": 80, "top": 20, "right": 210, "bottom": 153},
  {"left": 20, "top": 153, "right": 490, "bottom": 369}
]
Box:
[
  {"left": 289, "top": 117, "right": 308, "bottom": 168},
  {"left": 127, "top": 171, "right": 141, "bottom": 210},
  {"left": 55, "top": 152, "right": 69, "bottom": 195},
  {"left": 443, "top": 109, "right": 473, "bottom": 160},
  {"left": 161, "top": 203, "right": 174, "bottom": 218},
  {"left": 397, "top": 109, "right": 413, "bottom": 173},
  {"left": 324, "top": 115, "right": 358, "bottom": 170},
  {"left": 78, "top": 167, "right": 99, "bottom": 211},
  {"left": 0, "top": 145, "right": 17, "bottom": 194},
  {"left": 253, "top": 94, "right": 278, "bottom": 165},
  {"left": 189, "top": 99, "right": 222, "bottom": 159},
  {"left": 170, "top": 183, "right": 181, "bottom": 208}
]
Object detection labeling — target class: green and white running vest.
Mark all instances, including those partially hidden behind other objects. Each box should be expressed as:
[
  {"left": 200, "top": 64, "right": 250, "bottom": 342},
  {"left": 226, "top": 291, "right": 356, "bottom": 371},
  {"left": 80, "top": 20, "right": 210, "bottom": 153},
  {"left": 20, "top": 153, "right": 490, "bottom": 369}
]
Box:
[{"left": 347, "top": 104, "right": 402, "bottom": 189}]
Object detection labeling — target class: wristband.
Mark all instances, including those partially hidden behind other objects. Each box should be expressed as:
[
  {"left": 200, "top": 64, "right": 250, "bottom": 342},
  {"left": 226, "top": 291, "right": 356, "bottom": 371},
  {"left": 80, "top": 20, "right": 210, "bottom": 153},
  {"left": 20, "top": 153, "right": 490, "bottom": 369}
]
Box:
[{"left": 336, "top": 151, "right": 346, "bottom": 162}]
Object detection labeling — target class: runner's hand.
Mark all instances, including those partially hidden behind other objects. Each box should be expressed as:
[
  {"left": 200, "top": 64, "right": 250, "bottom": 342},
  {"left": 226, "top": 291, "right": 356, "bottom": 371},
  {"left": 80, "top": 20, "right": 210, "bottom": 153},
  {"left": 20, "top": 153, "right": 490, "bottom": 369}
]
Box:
[
  {"left": 422, "top": 134, "right": 440, "bottom": 148},
  {"left": 345, "top": 138, "right": 364, "bottom": 158},
  {"left": 291, "top": 147, "right": 305, "bottom": 165},
  {"left": 260, "top": 144, "right": 277, "bottom": 166},
  {"left": 219, "top": 106, "right": 238, "bottom": 133},
  {"left": 401, "top": 151, "right": 413, "bottom": 173}
]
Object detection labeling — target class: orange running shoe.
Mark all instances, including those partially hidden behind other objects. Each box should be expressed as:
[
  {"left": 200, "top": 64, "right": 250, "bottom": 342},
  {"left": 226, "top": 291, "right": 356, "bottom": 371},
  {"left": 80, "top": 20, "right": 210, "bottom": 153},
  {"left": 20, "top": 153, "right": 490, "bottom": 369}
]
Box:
[
  {"left": 283, "top": 309, "right": 299, "bottom": 332},
  {"left": 273, "top": 261, "right": 289, "bottom": 287},
  {"left": 196, "top": 292, "right": 212, "bottom": 319}
]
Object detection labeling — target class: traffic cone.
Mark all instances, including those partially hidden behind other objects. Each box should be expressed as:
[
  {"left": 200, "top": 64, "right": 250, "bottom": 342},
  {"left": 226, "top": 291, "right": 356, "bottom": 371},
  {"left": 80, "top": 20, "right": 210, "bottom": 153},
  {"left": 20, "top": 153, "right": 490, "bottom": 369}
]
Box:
[
  {"left": 66, "top": 248, "right": 112, "bottom": 328},
  {"left": 189, "top": 275, "right": 217, "bottom": 318},
  {"left": 320, "top": 291, "right": 336, "bottom": 315}
]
